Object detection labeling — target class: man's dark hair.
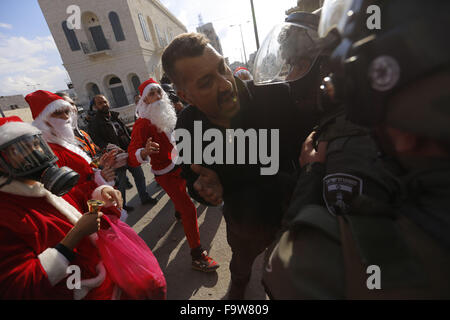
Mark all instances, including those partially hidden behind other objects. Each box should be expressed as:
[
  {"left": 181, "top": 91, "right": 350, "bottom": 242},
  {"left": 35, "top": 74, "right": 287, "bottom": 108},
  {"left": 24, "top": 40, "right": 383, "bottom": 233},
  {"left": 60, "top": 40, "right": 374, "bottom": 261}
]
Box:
[
  {"left": 160, "top": 73, "right": 172, "bottom": 85},
  {"left": 162, "top": 32, "right": 210, "bottom": 87},
  {"left": 90, "top": 94, "right": 106, "bottom": 110}
]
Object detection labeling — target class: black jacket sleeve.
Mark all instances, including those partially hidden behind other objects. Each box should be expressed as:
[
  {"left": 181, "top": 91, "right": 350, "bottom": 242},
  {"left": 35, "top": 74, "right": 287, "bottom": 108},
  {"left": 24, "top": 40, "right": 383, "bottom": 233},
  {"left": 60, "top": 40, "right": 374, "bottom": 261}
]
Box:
[{"left": 175, "top": 107, "right": 215, "bottom": 206}]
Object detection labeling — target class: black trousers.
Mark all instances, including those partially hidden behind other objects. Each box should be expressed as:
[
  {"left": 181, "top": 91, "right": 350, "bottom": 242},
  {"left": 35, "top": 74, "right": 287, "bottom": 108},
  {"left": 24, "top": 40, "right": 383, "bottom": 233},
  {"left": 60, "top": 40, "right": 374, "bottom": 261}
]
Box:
[{"left": 223, "top": 197, "right": 281, "bottom": 286}]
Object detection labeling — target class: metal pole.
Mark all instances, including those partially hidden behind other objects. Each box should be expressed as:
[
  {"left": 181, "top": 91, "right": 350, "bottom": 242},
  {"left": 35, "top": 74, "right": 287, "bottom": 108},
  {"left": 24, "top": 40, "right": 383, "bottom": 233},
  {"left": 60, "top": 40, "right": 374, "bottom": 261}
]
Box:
[
  {"left": 239, "top": 24, "right": 248, "bottom": 66},
  {"left": 250, "top": 0, "right": 260, "bottom": 49}
]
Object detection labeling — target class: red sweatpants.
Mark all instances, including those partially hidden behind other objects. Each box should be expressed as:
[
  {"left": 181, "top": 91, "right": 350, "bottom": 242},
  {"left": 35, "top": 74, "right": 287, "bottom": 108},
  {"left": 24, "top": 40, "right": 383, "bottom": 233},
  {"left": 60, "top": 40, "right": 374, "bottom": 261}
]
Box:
[{"left": 155, "top": 168, "right": 201, "bottom": 249}]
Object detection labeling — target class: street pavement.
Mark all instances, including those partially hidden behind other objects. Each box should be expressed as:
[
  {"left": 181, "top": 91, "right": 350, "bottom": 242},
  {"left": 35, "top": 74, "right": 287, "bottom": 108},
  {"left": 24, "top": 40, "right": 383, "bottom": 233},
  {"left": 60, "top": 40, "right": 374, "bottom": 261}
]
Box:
[{"left": 122, "top": 163, "right": 268, "bottom": 300}]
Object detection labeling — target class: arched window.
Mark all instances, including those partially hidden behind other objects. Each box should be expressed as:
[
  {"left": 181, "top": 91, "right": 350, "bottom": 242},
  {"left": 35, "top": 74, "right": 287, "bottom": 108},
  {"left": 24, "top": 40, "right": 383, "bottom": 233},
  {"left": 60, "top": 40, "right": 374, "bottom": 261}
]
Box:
[
  {"left": 107, "top": 76, "right": 128, "bottom": 108},
  {"left": 131, "top": 75, "right": 141, "bottom": 94},
  {"left": 109, "top": 77, "right": 122, "bottom": 85},
  {"left": 109, "top": 12, "right": 125, "bottom": 42},
  {"left": 62, "top": 21, "right": 81, "bottom": 51}
]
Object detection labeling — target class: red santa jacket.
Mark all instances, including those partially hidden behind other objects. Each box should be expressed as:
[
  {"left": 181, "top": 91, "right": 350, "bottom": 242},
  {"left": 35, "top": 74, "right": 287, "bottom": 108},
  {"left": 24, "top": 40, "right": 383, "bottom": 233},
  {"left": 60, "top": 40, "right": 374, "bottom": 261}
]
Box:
[
  {"left": 49, "top": 143, "right": 120, "bottom": 218},
  {"left": 0, "top": 180, "right": 117, "bottom": 299},
  {"left": 128, "top": 118, "right": 175, "bottom": 175}
]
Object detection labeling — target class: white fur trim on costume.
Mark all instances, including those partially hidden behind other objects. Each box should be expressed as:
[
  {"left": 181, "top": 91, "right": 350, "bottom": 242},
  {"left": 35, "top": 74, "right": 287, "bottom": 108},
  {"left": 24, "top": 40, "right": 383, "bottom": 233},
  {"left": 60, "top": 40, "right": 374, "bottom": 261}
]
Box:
[
  {"left": 136, "top": 148, "right": 150, "bottom": 164},
  {"left": 0, "top": 121, "right": 41, "bottom": 145},
  {"left": 73, "top": 262, "right": 107, "bottom": 300},
  {"left": 94, "top": 169, "right": 115, "bottom": 187},
  {"left": 38, "top": 248, "right": 70, "bottom": 286},
  {"left": 152, "top": 162, "right": 175, "bottom": 176},
  {"left": 91, "top": 185, "right": 109, "bottom": 202},
  {"left": 33, "top": 99, "right": 72, "bottom": 124},
  {"left": 91, "top": 185, "right": 118, "bottom": 209}
]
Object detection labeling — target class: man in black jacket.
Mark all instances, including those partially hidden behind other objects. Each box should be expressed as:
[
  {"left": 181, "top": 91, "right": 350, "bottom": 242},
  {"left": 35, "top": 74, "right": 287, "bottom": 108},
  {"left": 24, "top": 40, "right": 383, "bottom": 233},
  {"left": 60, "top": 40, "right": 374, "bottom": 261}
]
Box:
[
  {"left": 162, "top": 33, "right": 319, "bottom": 299},
  {"left": 88, "top": 95, "right": 157, "bottom": 211}
]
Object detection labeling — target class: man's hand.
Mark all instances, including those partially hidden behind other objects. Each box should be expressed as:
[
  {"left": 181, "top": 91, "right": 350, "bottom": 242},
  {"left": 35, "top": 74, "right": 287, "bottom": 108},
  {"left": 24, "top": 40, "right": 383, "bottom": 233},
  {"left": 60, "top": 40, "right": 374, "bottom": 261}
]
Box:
[
  {"left": 60, "top": 211, "right": 103, "bottom": 250},
  {"left": 100, "top": 166, "right": 116, "bottom": 182},
  {"left": 191, "top": 164, "right": 223, "bottom": 206},
  {"left": 101, "top": 186, "right": 123, "bottom": 210},
  {"left": 99, "top": 149, "right": 118, "bottom": 168},
  {"left": 299, "top": 131, "right": 328, "bottom": 168},
  {"left": 74, "top": 211, "right": 103, "bottom": 238},
  {"left": 141, "top": 137, "right": 160, "bottom": 159}
]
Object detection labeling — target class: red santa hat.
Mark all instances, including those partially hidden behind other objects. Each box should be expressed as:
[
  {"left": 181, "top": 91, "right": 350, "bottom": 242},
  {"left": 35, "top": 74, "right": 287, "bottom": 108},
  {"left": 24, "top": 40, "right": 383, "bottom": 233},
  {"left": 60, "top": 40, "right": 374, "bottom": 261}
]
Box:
[
  {"left": 234, "top": 67, "right": 249, "bottom": 74},
  {"left": 0, "top": 116, "right": 41, "bottom": 146},
  {"left": 25, "top": 90, "right": 72, "bottom": 122},
  {"left": 233, "top": 67, "right": 253, "bottom": 79},
  {"left": 138, "top": 78, "right": 162, "bottom": 98}
]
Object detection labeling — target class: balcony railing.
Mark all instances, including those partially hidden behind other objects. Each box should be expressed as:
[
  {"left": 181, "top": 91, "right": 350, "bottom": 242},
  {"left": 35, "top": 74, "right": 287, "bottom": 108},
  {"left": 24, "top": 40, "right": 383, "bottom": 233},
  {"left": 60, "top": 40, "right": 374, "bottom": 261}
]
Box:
[{"left": 80, "top": 38, "right": 112, "bottom": 57}]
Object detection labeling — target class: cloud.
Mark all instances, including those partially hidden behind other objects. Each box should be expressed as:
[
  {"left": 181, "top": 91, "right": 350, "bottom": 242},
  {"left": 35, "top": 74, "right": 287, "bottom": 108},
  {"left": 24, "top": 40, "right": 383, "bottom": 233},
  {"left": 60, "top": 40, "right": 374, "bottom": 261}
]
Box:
[
  {"left": 0, "top": 34, "right": 68, "bottom": 96},
  {"left": 0, "top": 22, "right": 13, "bottom": 30}
]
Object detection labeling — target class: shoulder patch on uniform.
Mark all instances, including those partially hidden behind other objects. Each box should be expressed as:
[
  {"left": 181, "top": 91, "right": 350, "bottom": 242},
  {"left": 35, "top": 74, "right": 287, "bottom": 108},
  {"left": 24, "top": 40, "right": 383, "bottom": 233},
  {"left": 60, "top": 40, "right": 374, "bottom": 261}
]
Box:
[{"left": 323, "top": 173, "right": 363, "bottom": 215}]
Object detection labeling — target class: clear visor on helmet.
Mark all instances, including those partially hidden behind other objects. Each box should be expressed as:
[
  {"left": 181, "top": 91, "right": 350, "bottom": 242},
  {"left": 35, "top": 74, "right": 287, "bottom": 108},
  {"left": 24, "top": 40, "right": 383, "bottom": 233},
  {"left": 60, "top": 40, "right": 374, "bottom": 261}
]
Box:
[
  {"left": 253, "top": 22, "right": 322, "bottom": 85},
  {"left": 0, "top": 134, "right": 57, "bottom": 177},
  {"left": 318, "top": 0, "right": 354, "bottom": 38}
]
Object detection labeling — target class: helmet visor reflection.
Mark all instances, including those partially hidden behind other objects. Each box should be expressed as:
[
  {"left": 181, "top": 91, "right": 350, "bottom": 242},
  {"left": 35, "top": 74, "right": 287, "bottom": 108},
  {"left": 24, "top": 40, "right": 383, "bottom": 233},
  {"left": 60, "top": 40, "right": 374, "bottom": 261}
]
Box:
[{"left": 0, "top": 134, "right": 57, "bottom": 177}]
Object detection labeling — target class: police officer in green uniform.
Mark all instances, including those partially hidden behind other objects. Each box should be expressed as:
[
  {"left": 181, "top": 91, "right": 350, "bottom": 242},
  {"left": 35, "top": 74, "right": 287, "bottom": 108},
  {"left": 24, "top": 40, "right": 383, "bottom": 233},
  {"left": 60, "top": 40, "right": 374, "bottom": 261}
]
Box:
[
  {"left": 263, "top": 0, "right": 450, "bottom": 299},
  {"left": 253, "top": 9, "right": 402, "bottom": 228}
]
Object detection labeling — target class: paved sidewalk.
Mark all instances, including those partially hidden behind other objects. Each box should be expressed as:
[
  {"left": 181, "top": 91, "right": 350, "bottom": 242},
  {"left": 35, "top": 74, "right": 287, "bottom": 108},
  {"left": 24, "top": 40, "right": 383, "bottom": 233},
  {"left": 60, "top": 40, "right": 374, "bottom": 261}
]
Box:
[{"left": 123, "top": 164, "right": 268, "bottom": 300}]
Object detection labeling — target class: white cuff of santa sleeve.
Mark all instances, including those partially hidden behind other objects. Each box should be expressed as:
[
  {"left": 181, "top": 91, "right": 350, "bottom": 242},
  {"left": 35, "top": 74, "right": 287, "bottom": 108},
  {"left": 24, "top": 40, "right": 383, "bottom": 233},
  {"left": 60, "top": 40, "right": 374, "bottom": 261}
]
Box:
[
  {"left": 94, "top": 169, "right": 115, "bottom": 187},
  {"left": 136, "top": 148, "right": 150, "bottom": 164},
  {"left": 38, "top": 248, "right": 70, "bottom": 286},
  {"left": 91, "top": 185, "right": 110, "bottom": 203}
]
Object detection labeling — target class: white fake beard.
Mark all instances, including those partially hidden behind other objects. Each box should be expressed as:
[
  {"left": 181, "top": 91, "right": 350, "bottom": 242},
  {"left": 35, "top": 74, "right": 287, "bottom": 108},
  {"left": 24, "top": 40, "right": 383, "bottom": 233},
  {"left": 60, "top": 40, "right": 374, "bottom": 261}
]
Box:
[
  {"left": 137, "top": 97, "right": 177, "bottom": 134},
  {"left": 33, "top": 115, "right": 92, "bottom": 164},
  {"left": 47, "top": 117, "right": 76, "bottom": 143}
]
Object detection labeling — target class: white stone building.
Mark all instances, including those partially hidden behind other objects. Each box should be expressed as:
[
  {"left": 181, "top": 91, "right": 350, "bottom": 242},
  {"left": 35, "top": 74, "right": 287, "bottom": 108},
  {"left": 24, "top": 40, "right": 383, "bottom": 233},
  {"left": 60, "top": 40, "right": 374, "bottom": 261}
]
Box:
[{"left": 38, "top": 0, "right": 186, "bottom": 116}]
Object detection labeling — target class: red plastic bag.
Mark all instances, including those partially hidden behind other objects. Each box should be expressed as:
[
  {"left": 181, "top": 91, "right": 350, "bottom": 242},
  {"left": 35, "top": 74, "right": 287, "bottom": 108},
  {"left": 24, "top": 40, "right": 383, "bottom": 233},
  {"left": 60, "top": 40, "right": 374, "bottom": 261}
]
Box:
[{"left": 96, "top": 215, "right": 166, "bottom": 299}]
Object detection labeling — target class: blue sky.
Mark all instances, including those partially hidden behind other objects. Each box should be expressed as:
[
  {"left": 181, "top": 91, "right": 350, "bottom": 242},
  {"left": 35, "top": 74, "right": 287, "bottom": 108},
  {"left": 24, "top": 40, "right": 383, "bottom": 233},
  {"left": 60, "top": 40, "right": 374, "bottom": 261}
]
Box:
[
  {"left": 0, "top": 1, "right": 50, "bottom": 38},
  {"left": 0, "top": 0, "right": 69, "bottom": 96},
  {"left": 0, "top": 0, "right": 298, "bottom": 96}
]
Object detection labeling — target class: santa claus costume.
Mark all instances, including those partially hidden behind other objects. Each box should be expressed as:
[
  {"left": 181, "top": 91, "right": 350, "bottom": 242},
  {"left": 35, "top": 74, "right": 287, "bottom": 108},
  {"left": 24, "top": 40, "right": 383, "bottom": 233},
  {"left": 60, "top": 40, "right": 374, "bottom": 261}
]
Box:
[
  {"left": 0, "top": 117, "right": 118, "bottom": 299},
  {"left": 26, "top": 90, "right": 122, "bottom": 219},
  {"left": 128, "top": 78, "right": 219, "bottom": 272}
]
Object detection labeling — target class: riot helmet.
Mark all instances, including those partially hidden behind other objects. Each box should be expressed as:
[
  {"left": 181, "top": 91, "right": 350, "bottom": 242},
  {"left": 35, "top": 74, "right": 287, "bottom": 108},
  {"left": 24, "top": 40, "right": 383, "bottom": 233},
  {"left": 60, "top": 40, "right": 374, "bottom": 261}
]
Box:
[
  {"left": 253, "top": 11, "right": 325, "bottom": 85},
  {"left": 318, "top": 0, "right": 450, "bottom": 139}
]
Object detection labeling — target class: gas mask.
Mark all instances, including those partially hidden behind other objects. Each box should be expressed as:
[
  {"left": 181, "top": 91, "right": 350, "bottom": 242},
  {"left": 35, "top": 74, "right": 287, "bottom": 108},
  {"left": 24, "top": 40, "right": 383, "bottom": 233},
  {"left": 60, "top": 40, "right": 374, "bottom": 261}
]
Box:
[{"left": 0, "top": 133, "right": 79, "bottom": 196}]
